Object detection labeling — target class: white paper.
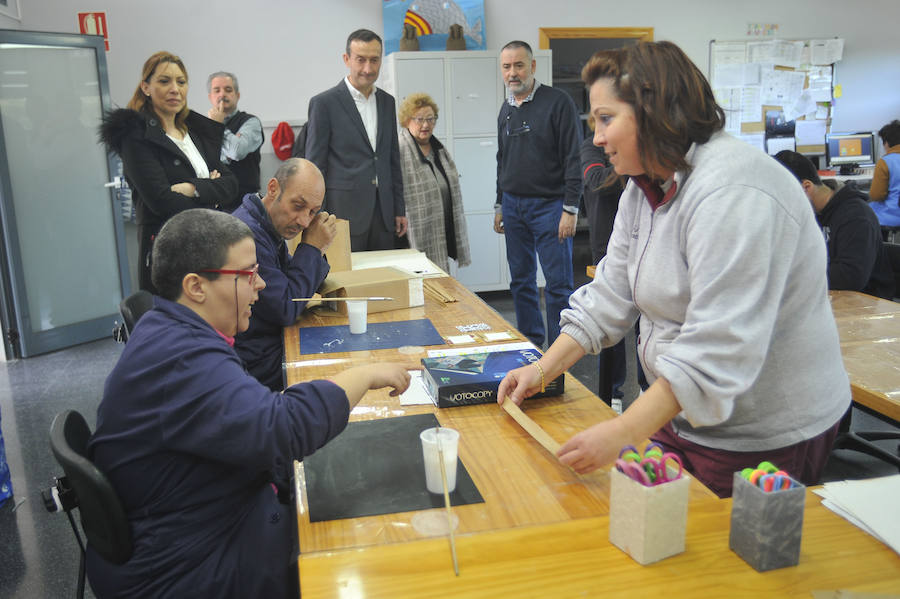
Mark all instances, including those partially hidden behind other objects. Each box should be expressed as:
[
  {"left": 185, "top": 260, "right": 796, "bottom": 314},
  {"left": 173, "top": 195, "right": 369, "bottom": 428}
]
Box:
[
  {"left": 714, "top": 64, "right": 745, "bottom": 88},
  {"left": 712, "top": 41, "right": 747, "bottom": 65},
  {"left": 748, "top": 40, "right": 804, "bottom": 67},
  {"left": 806, "top": 65, "right": 833, "bottom": 102},
  {"left": 740, "top": 86, "right": 762, "bottom": 123},
  {"left": 715, "top": 87, "right": 742, "bottom": 134},
  {"left": 815, "top": 104, "right": 830, "bottom": 119},
  {"left": 814, "top": 475, "right": 900, "bottom": 556},
  {"left": 426, "top": 341, "right": 537, "bottom": 358},
  {"left": 795, "top": 119, "right": 827, "bottom": 147},
  {"left": 766, "top": 136, "right": 795, "bottom": 155},
  {"left": 446, "top": 334, "right": 475, "bottom": 345},
  {"left": 399, "top": 371, "right": 437, "bottom": 406},
  {"left": 760, "top": 69, "right": 806, "bottom": 106},
  {"left": 483, "top": 331, "right": 515, "bottom": 341},
  {"left": 810, "top": 38, "right": 844, "bottom": 65},
  {"left": 784, "top": 90, "right": 816, "bottom": 122}
]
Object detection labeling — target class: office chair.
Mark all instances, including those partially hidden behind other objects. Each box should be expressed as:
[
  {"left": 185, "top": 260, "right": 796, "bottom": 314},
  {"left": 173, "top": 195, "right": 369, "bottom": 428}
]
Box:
[
  {"left": 113, "top": 289, "right": 154, "bottom": 342},
  {"left": 47, "top": 410, "right": 132, "bottom": 599},
  {"left": 833, "top": 406, "right": 900, "bottom": 470}
]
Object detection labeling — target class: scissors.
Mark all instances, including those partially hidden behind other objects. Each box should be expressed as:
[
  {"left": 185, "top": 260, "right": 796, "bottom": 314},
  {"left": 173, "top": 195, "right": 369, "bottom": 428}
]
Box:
[
  {"left": 615, "top": 458, "right": 652, "bottom": 485},
  {"left": 616, "top": 443, "right": 683, "bottom": 486}
]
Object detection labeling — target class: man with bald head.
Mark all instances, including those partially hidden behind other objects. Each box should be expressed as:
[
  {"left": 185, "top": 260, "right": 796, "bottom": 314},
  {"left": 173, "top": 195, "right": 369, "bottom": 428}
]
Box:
[{"left": 232, "top": 158, "right": 337, "bottom": 389}]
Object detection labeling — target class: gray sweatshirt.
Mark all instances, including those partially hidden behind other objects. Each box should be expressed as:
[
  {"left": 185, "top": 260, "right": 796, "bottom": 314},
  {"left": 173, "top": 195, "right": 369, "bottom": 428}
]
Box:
[{"left": 561, "top": 131, "right": 849, "bottom": 451}]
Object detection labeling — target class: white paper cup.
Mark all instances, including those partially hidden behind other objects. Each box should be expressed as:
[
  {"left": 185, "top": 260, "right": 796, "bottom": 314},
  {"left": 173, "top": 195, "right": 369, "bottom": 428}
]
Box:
[
  {"left": 420, "top": 427, "right": 459, "bottom": 494},
  {"left": 346, "top": 300, "right": 367, "bottom": 334}
]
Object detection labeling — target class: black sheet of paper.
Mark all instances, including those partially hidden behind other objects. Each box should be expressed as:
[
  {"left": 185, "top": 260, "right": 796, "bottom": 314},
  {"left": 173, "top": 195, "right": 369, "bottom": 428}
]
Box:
[{"left": 303, "top": 413, "right": 484, "bottom": 522}]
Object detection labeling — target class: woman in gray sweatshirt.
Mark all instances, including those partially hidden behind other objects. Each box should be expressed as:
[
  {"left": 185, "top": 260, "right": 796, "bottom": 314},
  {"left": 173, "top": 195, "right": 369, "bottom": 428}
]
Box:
[{"left": 498, "top": 41, "right": 849, "bottom": 497}]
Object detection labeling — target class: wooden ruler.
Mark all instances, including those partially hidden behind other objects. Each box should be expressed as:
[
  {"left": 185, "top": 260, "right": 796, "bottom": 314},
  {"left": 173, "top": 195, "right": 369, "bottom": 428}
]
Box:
[{"left": 501, "top": 400, "right": 561, "bottom": 456}]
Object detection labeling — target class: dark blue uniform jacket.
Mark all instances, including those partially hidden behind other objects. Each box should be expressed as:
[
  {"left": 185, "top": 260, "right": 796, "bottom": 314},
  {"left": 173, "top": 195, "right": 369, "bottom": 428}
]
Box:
[
  {"left": 86, "top": 298, "right": 348, "bottom": 598},
  {"left": 232, "top": 194, "right": 330, "bottom": 389}
]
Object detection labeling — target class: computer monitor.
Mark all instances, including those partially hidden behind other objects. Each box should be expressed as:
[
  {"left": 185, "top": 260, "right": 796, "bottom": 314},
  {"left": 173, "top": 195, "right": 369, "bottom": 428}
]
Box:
[{"left": 825, "top": 132, "right": 876, "bottom": 171}]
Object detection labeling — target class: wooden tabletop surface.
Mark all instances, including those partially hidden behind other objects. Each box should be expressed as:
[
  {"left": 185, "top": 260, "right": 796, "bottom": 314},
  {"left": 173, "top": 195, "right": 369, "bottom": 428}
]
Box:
[
  {"left": 298, "top": 489, "right": 900, "bottom": 598},
  {"left": 285, "top": 276, "right": 715, "bottom": 555},
  {"left": 829, "top": 290, "right": 900, "bottom": 422}
]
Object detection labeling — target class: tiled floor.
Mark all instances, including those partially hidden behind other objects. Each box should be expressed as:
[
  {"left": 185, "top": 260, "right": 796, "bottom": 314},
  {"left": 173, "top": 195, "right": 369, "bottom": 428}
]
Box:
[{"left": 0, "top": 290, "right": 898, "bottom": 599}]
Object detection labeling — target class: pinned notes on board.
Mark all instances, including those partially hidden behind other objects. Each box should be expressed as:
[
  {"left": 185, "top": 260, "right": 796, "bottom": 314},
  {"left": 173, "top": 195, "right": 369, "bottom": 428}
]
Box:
[{"left": 834, "top": 84, "right": 843, "bottom": 98}]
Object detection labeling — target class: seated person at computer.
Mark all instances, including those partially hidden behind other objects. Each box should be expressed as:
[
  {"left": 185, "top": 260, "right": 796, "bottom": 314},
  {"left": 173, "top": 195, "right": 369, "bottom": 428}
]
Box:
[
  {"left": 869, "top": 119, "right": 900, "bottom": 228},
  {"left": 87, "top": 208, "right": 413, "bottom": 598},
  {"left": 775, "top": 151, "right": 894, "bottom": 299},
  {"left": 232, "top": 158, "right": 336, "bottom": 390}
]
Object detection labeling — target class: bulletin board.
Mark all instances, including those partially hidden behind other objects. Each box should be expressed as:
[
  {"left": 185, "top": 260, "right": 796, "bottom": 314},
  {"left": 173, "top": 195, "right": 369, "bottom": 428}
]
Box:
[{"left": 708, "top": 38, "right": 844, "bottom": 155}]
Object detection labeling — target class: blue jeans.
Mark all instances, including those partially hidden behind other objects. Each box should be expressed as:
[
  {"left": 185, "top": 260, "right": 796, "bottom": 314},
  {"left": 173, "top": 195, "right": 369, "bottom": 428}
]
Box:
[{"left": 502, "top": 193, "right": 574, "bottom": 347}]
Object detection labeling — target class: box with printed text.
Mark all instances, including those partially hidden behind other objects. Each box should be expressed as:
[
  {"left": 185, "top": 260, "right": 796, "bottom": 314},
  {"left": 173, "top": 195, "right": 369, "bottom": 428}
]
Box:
[{"left": 420, "top": 348, "right": 564, "bottom": 408}]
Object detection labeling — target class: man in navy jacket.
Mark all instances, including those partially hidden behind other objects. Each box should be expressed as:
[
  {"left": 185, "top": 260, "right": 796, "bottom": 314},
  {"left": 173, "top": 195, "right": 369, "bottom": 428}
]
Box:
[
  {"left": 775, "top": 150, "right": 894, "bottom": 299},
  {"left": 232, "top": 158, "right": 336, "bottom": 390},
  {"left": 87, "top": 208, "right": 411, "bottom": 598}
]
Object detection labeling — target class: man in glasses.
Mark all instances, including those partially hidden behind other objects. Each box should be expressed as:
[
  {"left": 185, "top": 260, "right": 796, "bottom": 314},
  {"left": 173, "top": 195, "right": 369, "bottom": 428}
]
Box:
[
  {"left": 494, "top": 40, "right": 583, "bottom": 349},
  {"left": 88, "top": 208, "right": 413, "bottom": 598},
  {"left": 232, "top": 158, "right": 336, "bottom": 390}
]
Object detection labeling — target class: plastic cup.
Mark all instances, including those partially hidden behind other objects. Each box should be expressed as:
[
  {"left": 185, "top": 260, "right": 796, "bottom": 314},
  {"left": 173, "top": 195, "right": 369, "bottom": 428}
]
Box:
[
  {"left": 419, "top": 427, "right": 459, "bottom": 494},
  {"left": 346, "top": 300, "right": 367, "bottom": 334}
]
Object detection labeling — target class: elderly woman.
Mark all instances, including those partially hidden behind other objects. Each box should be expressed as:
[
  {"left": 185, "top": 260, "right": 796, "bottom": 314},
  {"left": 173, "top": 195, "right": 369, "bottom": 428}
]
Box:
[
  {"left": 397, "top": 93, "right": 470, "bottom": 272},
  {"left": 100, "top": 51, "right": 239, "bottom": 294},
  {"left": 498, "top": 41, "right": 849, "bottom": 498}
]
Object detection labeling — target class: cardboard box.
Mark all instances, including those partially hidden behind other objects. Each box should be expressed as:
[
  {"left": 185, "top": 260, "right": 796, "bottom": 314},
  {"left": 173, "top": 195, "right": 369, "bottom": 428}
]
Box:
[
  {"left": 286, "top": 218, "right": 352, "bottom": 273},
  {"left": 318, "top": 267, "right": 423, "bottom": 315},
  {"left": 323, "top": 219, "right": 351, "bottom": 272}
]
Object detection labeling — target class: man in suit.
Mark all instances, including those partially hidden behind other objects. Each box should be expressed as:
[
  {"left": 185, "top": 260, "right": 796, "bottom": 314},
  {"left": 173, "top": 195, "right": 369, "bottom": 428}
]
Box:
[{"left": 305, "top": 29, "right": 407, "bottom": 251}]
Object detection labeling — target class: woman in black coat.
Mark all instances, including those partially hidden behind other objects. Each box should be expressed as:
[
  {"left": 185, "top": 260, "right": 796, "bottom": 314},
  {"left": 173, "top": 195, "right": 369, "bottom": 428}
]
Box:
[{"left": 100, "top": 51, "right": 239, "bottom": 293}]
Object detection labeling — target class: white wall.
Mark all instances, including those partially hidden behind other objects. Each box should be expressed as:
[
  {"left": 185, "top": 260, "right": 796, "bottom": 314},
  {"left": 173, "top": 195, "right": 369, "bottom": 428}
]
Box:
[{"left": 14, "top": 0, "right": 900, "bottom": 134}]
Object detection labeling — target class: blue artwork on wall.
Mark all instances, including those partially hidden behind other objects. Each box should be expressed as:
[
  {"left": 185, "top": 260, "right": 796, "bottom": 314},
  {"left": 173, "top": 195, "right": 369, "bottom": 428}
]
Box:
[{"left": 383, "top": 0, "right": 486, "bottom": 55}]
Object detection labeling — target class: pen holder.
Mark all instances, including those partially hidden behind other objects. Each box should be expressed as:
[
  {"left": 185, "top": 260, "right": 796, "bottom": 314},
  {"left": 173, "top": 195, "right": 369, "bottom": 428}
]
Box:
[
  {"left": 608, "top": 468, "right": 690, "bottom": 565},
  {"left": 728, "top": 471, "right": 805, "bottom": 572}
]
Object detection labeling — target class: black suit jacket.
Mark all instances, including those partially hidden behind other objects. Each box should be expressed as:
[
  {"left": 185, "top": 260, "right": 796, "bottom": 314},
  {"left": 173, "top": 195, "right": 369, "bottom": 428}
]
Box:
[{"left": 304, "top": 80, "right": 404, "bottom": 236}]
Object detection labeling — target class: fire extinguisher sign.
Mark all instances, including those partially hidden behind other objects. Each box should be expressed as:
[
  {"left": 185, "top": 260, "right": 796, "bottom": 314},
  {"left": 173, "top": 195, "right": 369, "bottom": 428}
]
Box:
[{"left": 77, "top": 12, "right": 109, "bottom": 51}]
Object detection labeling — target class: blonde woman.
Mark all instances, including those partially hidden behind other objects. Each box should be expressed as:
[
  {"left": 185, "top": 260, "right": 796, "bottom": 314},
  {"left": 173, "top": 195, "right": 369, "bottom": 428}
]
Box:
[
  {"left": 397, "top": 93, "right": 470, "bottom": 271},
  {"left": 100, "top": 51, "right": 238, "bottom": 293}
]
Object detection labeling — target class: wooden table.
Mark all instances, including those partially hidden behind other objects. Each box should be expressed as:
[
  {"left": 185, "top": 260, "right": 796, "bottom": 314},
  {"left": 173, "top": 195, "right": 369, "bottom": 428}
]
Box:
[
  {"left": 298, "top": 489, "right": 900, "bottom": 598},
  {"left": 829, "top": 290, "right": 900, "bottom": 423},
  {"left": 285, "top": 276, "right": 714, "bottom": 556}
]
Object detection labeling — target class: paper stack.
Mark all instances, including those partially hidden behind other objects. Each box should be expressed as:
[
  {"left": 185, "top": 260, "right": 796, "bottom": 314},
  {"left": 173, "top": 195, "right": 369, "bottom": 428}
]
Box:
[{"left": 813, "top": 475, "right": 900, "bottom": 556}]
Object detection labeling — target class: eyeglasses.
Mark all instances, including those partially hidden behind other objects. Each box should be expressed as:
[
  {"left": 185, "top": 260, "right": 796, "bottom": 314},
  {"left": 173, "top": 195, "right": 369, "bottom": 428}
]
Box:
[
  {"left": 412, "top": 116, "right": 438, "bottom": 125},
  {"left": 505, "top": 113, "right": 531, "bottom": 137},
  {"left": 199, "top": 263, "right": 259, "bottom": 287}
]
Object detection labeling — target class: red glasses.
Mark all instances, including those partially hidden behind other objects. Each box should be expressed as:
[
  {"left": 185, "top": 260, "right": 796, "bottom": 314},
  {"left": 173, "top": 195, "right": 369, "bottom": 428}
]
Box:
[{"left": 199, "top": 263, "right": 259, "bottom": 287}]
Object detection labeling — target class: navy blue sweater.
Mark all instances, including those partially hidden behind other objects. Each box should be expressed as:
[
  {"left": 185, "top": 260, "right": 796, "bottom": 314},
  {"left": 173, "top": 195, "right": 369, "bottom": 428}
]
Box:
[
  {"left": 232, "top": 194, "right": 330, "bottom": 389},
  {"left": 496, "top": 84, "right": 583, "bottom": 211},
  {"left": 88, "top": 298, "right": 348, "bottom": 598}
]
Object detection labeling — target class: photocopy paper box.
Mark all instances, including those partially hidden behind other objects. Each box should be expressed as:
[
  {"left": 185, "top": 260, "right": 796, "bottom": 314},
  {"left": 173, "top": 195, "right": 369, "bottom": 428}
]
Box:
[
  {"left": 729, "top": 472, "right": 805, "bottom": 572},
  {"left": 420, "top": 348, "right": 564, "bottom": 408},
  {"left": 318, "top": 267, "right": 423, "bottom": 316},
  {"left": 608, "top": 468, "right": 690, "bottom": 565}
]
